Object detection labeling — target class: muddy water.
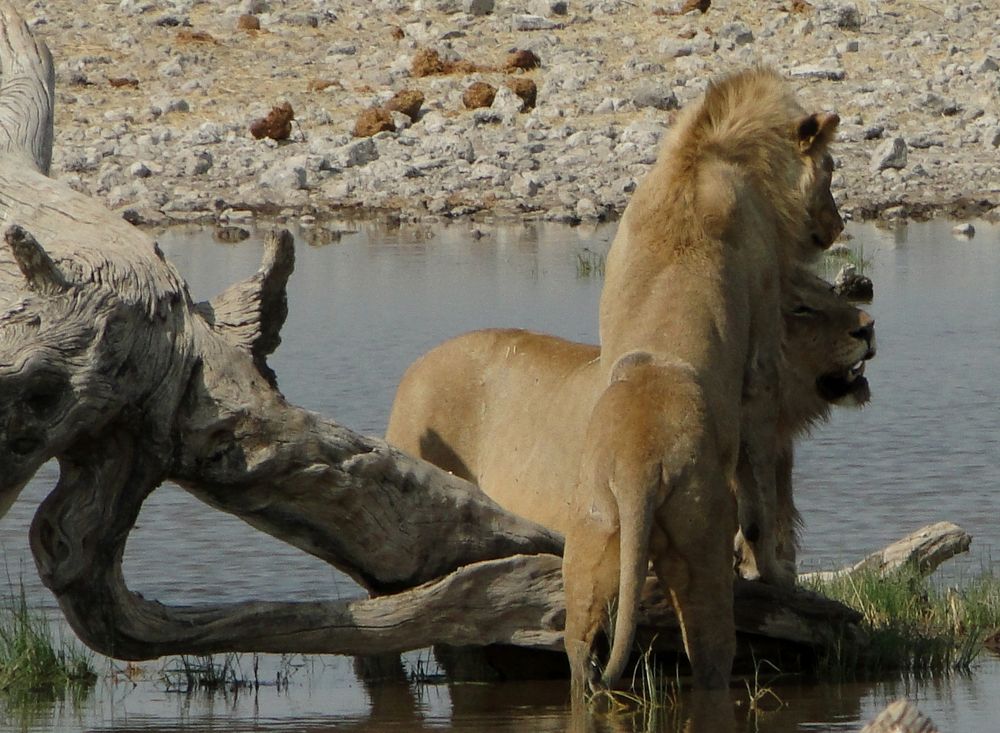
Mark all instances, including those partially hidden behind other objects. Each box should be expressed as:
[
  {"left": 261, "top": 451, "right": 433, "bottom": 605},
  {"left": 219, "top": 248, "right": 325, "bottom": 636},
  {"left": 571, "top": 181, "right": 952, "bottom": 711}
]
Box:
[{"left": 2, "top": 219, "right": 999, "bottom": 732}]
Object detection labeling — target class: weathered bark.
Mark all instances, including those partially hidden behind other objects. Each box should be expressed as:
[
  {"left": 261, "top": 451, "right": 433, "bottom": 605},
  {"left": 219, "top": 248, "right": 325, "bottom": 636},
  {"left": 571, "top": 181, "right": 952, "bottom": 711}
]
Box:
[
  {"left": 0, "top": 0, "right": 562, "bottom": 660},
  {"left": 172, "top": 292, "right": 565, "bottom": 592},
  {"left": 0, "top": 3, "right": 53, "bottom": 173},
  {"left": 861, "top": 700, "right": 939, "bottom": 733},
  {"left": 799, "top": 522, "right": 972, "bottom": 583}
]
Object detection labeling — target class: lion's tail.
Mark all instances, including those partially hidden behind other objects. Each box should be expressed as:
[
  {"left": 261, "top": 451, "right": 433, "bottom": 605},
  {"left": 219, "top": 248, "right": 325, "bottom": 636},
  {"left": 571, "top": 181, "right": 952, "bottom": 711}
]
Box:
[{"left": 601, "top": 468, "right": 660, "bottom": 689}]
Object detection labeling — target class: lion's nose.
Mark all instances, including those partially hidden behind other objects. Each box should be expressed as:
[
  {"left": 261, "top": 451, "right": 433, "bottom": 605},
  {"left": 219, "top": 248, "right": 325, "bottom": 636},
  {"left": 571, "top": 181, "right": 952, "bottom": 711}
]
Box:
[{"left": 852, "top": 320, "right": 876, "bottom": 355}]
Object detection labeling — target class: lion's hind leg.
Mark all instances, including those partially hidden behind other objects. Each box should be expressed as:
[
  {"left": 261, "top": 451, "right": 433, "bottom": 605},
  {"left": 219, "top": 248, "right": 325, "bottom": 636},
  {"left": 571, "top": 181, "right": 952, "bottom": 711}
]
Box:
[
  {"left": 652, "top": 468, "right": 737, "bottom": 690},
  {"left": 562, "top": 518, "right": 621, "bottom": 701}
]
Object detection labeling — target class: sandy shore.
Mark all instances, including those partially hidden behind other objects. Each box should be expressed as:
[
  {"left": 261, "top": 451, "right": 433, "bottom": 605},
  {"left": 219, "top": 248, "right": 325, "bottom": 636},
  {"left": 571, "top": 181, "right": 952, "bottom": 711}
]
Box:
[{"left": 24, "top": 0, "right": 1000, "bottom": 227}]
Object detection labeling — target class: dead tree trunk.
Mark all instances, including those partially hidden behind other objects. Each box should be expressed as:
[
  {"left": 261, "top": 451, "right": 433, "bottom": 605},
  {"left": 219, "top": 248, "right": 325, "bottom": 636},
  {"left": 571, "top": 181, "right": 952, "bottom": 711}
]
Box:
[
  {"left": 862, "top": 700, "right": 939, "bottom": 733},
  {"left": 0, "top": 0, "right": 563, "bottom": 660},
  {"left": 0, "top": 0, "right": 974, "bottom": 674}
]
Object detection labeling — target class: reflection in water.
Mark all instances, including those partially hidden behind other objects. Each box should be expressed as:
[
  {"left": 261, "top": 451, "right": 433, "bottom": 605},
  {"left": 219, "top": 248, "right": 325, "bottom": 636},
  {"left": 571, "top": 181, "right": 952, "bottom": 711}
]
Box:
[{"left": 2, "top": 219, "right": 999, "bottom": 731}]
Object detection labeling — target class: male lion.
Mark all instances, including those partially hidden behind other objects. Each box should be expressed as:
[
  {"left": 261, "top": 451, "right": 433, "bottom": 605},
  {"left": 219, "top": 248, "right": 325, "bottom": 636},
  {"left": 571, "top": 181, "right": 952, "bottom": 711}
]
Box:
[
  {"left": 597, "top": 68, "right": 842, "bottom": 597},
  {"left": 385, "top": 271, "right": 874, "bottom": 566},
  {"left": 575, "top": 67, "right": 842, "bottom": 692}
]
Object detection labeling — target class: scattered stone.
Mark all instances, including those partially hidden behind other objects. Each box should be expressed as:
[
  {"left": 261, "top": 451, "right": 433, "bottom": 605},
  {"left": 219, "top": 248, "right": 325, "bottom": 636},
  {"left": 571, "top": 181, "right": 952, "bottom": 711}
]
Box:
[
  {"left": 505, "top": 77, "right": 537, "bottom": 110},
  {"left": 463, "top": 81, "right": 497, "bottom": 109},
  {"left": 472, "top": 107, "right": 502, "bottom": 125},
  {"left": 632, "top": 83, "right": 679, "bottom": 111},
  {"left": 214, "top": 226, "right": 251, "bottom": 242},
  {"left": 249, "top": 102, "right": 294, "bottom": 141},
  {"left": 185, "top": 150, "right": 214, "bottom": 176},
  {"left": 27, "top": 0, "right": 1000, "bottom": 223},
  {"left": 718, "top": 22, "right": 753, "bottom": 45},
  {"left": 594, "top": 97, "right": 623, "bottom": 113},
  {"left": 333, "top": 138, "right": 380, "bottom": 168},
  {"left": 823, "top": 2, "right": 861, "bottom": 30},
  {"left": 908, "top": 133, "right": 944, "bottom": 149},
  {"left": 328, "top": 41, "right": 357, "bottom": 56},
  {"left": 155, "top": 15, "right": 186, "bottom": 28},
  {"left": 530, "top": 0, "right": 568, "bottom": 15},
  {"left": 191, "top": 122, "right": 224, "bottom": 145},
  {"left": 260, "top": 161, "right": 307, "bottom": 190},
  {"left": 158, "top": 59, "right": 183, "bottom": 77},
  {"left": 463, "top": 0, "right": 494, "bottom": 15},
  {"left": 294, "top": 13, "right": 322, "bottom": 27},
  {"left": 973, "top": 56, "right": 999, "bottom": 73},
  {"left": 353, "top": 107, "right": 395, "bottom": 137},
  {"left": 490, "top": 85, "right": 525, "bottom": 119},
  {"left": 951, "top": 223, "right": 975, "bottom": 239},
  {"left": 150, "top": 97, "right": 190, "bottom": 117},
  {"left": 658, "top": 38, "right": 693, "bottom": 57},
  {"left": 415, "top": 0, "right": 462, "bottom": 11},
  {"left": 512, "top": 14, "right": 559, "bottom": 31},
  {"left": 384, "top": 89, "right": 425, "bottom": 121},
  {"left": 387, "top": 110, "right": 412, "bottom": 131},
  {"left": 575, "top": 197, "right": 600, "bottom": 220},
  {"left": 790, "top": 63, "right": 845, "bottom": 80},
  {"left": 912, "top": 92, "right": 959, "bottom": 117},
  {"left": 121, "top": 207, "right": 146, "bottom": 225},
  {"left": 218, "top": 208, "right": 255, "bottom": 223},
  {"left": 863, "top": 124, "right": 884, "bottom": 140},
  {"left": 236, "top": 14, "right": 260, "bottom": 30},
  {"left": 871, "top": 137, "right": 907, "bottom": 171},
  {"left": 511, "top": 172, "right": 541, "bottom": 197},
  {"left": 505, "top": 49, "right": 541, "bottom": 71},
  {"left": 69, "top": 71, "right": 94, "bottom": 86},
  {"left": 129, "top": 161, "right": 151, "bottom": 178}
]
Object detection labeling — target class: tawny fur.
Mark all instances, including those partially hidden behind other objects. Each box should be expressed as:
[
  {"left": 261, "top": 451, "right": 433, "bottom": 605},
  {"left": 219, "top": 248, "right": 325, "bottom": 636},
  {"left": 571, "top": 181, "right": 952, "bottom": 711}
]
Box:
[
  {"left": 595, "top": 67, "right": 840, "bottom": 600},
  {"left": 584, "top": 68, "right": 842, "bottom": 692},
  {"left": 389, "top": 67, "right": 845, "bottom": 694},
  {"left": 386, "top": 274, "right": 874, "bottom": 689},
  {"left": 385, "top": 271, "right": 873, "bottom": 553},
  {"left": 564, "top": 354, "right": 734, "bottom": 694}
]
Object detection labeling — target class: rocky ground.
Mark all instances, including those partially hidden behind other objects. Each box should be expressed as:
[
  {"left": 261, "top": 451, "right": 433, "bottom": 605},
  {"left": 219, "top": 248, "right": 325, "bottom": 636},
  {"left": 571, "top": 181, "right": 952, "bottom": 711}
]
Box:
[{"left": 22, "top": 0, "right": 1000, "bottom": 227}]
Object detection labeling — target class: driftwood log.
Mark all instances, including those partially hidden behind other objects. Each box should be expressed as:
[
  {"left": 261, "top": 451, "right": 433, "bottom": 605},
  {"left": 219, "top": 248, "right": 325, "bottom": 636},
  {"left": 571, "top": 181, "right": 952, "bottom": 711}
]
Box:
[
  {"left": 0, "top": 0, "right": 973, "bottom": 683},
  {"left": 800, "top": 521, "right": 972, "bottom": 583},
  {"left": 861, "top": 700, "right": 940, "bottom": 733}
]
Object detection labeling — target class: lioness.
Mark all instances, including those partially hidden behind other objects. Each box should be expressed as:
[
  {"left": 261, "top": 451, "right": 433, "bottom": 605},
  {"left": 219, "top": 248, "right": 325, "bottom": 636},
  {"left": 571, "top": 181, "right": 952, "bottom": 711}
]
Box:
[
  {"left": 563, "top": 352, "right": 732, "bottom": 695},
  {"left": 385, "top": 272, "right": 874, "bottom": 568}
]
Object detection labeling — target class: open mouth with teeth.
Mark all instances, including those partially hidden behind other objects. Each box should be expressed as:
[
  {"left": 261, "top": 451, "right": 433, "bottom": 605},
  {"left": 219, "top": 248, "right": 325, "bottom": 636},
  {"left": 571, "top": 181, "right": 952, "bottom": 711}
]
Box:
[{"left": 817, "top": 357, "right": 871, "bottom": 405}]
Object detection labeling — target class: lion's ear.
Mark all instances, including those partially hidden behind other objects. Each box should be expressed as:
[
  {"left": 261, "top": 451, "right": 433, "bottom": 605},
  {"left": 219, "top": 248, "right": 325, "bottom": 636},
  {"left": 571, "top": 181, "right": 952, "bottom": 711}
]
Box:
[
  {"left": 609, "top": 351, "right": 655, "bottom": 384},
  {"left": 5, "top": 224, "right": 70, "bottom": 295},
  {"left": 796, "top": 112, "right": 839, "bottom": 153}
]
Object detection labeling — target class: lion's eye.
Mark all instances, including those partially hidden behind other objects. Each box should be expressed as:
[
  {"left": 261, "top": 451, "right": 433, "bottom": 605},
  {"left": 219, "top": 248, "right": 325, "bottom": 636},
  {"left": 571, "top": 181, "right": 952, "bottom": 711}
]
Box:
[{"left": 792, "top": 305, "right": 818, "bottom": 317}]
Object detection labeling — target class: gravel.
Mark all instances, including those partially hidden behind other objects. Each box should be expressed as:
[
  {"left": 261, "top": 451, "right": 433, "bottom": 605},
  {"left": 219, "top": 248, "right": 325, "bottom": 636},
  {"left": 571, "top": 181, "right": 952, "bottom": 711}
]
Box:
[{"left": 30, "top": 0, "right": 1000, "bottom": 227}]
